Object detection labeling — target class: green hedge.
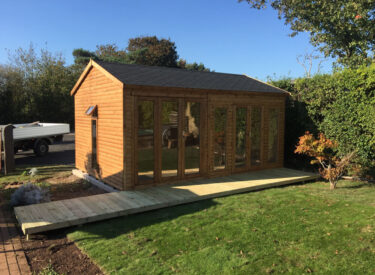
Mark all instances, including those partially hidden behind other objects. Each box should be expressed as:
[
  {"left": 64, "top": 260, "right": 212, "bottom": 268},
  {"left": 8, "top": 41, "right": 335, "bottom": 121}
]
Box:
[{"left": 271, "top": 63, "right": 375, "bottom": 175}]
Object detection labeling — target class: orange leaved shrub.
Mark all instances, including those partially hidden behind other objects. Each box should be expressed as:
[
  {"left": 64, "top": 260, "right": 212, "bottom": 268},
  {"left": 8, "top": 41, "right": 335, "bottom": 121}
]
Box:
[{"left": 295, "top": 132, "right": 355, "bottom": 189}]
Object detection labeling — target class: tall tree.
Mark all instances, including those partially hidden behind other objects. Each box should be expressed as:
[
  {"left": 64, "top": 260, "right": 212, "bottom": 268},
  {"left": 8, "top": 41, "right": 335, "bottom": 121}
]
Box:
[
  {"left": 126, "top": 36, "right": 178, "bottom": 67},
  {"left": 240, "top": 0, "right": 375, "bottom": 67},
  {"left": 72, "top": 48, "right": 98, "bottom": 65},
  {"left": 95, "top": 44, "right": 127, "bottom": 63}
]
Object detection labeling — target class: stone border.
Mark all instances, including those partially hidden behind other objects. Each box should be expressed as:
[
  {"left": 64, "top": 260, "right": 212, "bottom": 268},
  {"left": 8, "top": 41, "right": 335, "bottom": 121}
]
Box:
[{"left": 72, "top": 169, "right": 119, "bottom": 193}]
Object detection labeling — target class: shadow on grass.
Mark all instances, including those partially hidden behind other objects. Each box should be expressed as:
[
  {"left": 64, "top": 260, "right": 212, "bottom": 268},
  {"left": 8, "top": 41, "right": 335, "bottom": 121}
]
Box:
[
  {"left": 68, "top": 198, "right": 218, "bottom": 242},
  {"left": 340, "top": 181, "right": 375, "bottom": 189}
]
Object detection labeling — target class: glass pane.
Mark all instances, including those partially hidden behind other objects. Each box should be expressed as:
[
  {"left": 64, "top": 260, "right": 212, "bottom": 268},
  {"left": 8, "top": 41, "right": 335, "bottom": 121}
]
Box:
[
  {"left": 235, "top": 107, "right": 247, "bottom": 167},
  {"left": 138, "top": 100, "right": 154, "bottom": 180},
  {"left": 251, "top": 107, "right": 262, "bottom": 166},
  {"left": 161, "top": 101, "right": 179, "bottom": 177},
  {"left": 91, "top": 119, "right": 97, "bottom": 168},
  {"left": 214, "top": 107, "right": 227, "bottom": 170},
  {"left": 268, "top": 108, "right": 279, "bottom": 163},
  {"left": 184, "top": 102, "right": 200, "bottom": 175}
]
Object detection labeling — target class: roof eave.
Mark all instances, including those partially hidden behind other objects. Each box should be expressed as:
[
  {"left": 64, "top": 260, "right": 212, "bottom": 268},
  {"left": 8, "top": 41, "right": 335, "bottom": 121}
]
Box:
[{"left": 243, "top": 74, "right": 291, "bottom": 96}]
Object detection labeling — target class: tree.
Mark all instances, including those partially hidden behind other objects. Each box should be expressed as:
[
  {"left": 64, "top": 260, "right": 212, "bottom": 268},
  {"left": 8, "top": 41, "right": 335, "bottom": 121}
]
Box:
[
  {"left": 72, "top": 48, "right": 98, "bottom": 65},
  {"left": 95, "top": 44, "right": 127, "bottom": 63},
  {"left": 296, "top": 50, "right": 325, "bottom": 78},
  {"left": 1, "top": 44, "right": 78, "bottom": 125},
  {"left": 72, "top": 36, "right": 210, "bottom": 71},
  {"left": 295, "top": 132, "right": 355, "bottom": 189},
  {"left": 240, "top": 0, "right": 375, "bottom": 67},
  {"left": 126, "top": 36, "right": 179, "bottom": 67},
  {"left": 177, "top": 59, "right": 211, "bottom": 72}
]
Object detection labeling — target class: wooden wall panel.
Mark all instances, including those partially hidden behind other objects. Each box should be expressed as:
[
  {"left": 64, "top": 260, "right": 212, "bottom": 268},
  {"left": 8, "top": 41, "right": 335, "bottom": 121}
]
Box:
[{"left": 74, "top": 67, "right": 124, "bottom": 190}]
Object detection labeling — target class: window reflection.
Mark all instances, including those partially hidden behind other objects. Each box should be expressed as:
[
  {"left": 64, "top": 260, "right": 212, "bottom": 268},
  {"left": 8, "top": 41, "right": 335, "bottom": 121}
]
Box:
[
  {"left": 235, "top": 107, "right": 247, "bottom": 167},
  {"left": 184, "top": 102, "right": 200, "bottom": 175},
  {"left": 214, "top": 107, "right": 227, "bottom": 170},
  {"left": 137, "top": 100, "right": 154, "bottom": 180},
  {"left": 268, "top": 108, "right": 279, "bottom": 163},
  {"left": 251, "top": 107, "right": 262, "bottom": 166},
  {"left": 161, "top": 101, "right": 179, "bottom": 177}
]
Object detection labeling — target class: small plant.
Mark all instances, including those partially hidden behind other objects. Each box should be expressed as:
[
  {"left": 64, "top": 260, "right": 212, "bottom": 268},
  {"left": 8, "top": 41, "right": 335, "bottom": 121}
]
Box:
[
  {"left": 38, "top": 264, "right": 62, "bottom": 275},
  {"left": 295, "top": 131, "right": 355, "bottom": 189},
  {"left": 10, "top": 182, "right": 50, "bottom": 206}
]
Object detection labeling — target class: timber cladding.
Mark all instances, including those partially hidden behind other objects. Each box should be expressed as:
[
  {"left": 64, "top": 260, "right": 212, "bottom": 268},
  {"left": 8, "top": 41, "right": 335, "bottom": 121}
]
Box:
[
  {"left": 74, "top": 66, "right": 124, "bottom": 189},
  {"left": 72, "top": 60, "right": 288, "bottom": 191}
]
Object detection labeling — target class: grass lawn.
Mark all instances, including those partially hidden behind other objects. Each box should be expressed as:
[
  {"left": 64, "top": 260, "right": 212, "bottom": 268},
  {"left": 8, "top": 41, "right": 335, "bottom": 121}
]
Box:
[{"left": 68, "top": 180, "right": 375, "bottom": 274}]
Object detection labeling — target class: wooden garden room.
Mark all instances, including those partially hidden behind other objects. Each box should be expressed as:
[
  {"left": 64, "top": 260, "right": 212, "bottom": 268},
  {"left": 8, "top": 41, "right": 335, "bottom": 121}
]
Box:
[{"left": 71, "top": 60, "right": 288, "bottom": 191}]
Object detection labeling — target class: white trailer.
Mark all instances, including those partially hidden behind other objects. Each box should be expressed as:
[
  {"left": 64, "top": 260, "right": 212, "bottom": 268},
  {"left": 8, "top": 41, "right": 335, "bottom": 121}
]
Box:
[{"left": 1, "top": 122, "right": 70, "bottom": 156}]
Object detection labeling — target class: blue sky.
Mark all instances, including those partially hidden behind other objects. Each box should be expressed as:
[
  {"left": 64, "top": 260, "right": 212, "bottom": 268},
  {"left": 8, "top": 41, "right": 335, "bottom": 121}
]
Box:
[{"left": 0, "top": 0, "right": 332, "bottom": 80}]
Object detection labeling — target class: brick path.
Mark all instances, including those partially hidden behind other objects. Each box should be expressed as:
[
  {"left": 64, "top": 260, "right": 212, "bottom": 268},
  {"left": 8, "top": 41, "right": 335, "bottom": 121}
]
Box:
[{"left": 0, "top": 198, "right": 31, "bottom": 275}]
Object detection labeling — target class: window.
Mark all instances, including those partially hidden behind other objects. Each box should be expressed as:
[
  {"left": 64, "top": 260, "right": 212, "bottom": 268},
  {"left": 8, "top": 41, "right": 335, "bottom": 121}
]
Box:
[
  {"left": 268, "top": 108, "right": 279, "bottom": 163},
  {"left": 184, "top": 102, "right": 200, "bottom": 175},
  {"left": 161, "top": 101, "right": 179, "bottom": 177},
  {"left": 137, "top": 100, "right": 154, "bottom": 181},
  {"left": 235, "top": 107, "right": 247, "bottom": 168},
  {"left": 91, "top": 119, "right": 97, "bottom": 168},
  {"left": 214, "top": 107, "right": 227, "bottom": 170},
  {"left": 250, "top": 107, "right": 262, "bottom": 166}
]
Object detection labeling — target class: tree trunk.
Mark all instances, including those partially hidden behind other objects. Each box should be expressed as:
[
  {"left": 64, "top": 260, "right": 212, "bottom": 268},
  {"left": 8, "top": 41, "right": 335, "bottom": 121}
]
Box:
[{"left": 330, "top": 181, "right": 336, "bottom": 190}]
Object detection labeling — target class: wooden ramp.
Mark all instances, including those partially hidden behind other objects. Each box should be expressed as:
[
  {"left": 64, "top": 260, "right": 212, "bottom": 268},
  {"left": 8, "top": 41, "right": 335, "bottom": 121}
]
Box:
[{"left": 14, "top": 168, "right": 318, "bottom": 235}]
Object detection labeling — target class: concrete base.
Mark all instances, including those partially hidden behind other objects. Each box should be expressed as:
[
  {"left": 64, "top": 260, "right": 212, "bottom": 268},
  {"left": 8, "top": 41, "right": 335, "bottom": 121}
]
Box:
[{"left": 72, "top": 169, "right": 119, "bottom": 193}]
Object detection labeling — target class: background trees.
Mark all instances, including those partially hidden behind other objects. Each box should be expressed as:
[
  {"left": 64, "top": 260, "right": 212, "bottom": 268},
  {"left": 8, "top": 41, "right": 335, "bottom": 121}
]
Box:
[
  {"left": 72, "top": 36, "right": 210, "bottom": 71},
  {"left": 0, "top": 45, "right": 78, "bottom": 125},
  {"left": 0, "top": 36, "right": 210, "bottom": 126}
]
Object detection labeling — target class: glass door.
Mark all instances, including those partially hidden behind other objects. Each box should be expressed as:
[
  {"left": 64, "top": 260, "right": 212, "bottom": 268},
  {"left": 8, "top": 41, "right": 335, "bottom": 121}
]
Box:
[
  {"left": 213, "top": 107, "right": 228, "bottom": 171},
  {"left": 137, "top": 100, "right": 155, "bottom": 183},
  {"left": 161, "top": 100, "right": 179, "bottom": 178},
  {"left": 234, "top": 107, "right": 248, "bottom": 169},
  {"left": 183, "top": 101, "right": 201, "bottom": 175}
]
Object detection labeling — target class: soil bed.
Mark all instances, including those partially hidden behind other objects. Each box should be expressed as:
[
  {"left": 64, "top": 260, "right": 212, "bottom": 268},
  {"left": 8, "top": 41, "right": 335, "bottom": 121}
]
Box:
[{"left": 1, "top": 168, "right": 107, "bottom": 274}]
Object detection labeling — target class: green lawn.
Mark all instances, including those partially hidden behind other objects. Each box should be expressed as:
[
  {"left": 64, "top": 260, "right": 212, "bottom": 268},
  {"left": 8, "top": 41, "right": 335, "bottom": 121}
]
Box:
[{"left": 68, "top": 180, "right": 375, "bottom": 274}]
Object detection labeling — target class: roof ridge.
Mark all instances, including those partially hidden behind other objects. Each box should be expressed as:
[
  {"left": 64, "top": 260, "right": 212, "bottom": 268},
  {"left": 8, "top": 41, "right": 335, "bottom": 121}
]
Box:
[{"left": 96, "top": 60, "right": 247, "bottom": 77}]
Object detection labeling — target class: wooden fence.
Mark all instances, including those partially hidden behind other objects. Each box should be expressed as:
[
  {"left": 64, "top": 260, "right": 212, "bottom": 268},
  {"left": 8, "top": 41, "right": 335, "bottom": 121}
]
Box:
[{"left": 0, "top": 125, "right": 14, "bottom": 174}]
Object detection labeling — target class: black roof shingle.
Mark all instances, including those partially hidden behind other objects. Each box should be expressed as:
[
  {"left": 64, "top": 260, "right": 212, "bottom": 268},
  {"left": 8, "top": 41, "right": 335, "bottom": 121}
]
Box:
[{"left": 96, "top": 61, "right": 287, "bottom": 94}]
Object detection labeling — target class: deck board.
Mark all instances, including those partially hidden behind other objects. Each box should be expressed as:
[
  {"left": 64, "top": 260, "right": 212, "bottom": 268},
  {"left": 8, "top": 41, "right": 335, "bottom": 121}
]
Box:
[{"left": 14, "top": 168, "right": 318, "bottom": 235}]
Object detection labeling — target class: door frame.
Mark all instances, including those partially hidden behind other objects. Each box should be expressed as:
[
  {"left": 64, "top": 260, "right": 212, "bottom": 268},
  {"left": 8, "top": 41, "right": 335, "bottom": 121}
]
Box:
[{"left": 135, "top": 96, "right": 206, "bottom": 186}]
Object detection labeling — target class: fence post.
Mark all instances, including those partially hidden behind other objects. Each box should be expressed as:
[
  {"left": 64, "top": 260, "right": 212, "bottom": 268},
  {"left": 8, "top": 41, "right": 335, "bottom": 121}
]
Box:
[
  {"left": 3, "top": 125, "right": 14, "bottom": 174},
  {"left": 0, "top": 128, "right": 2, "bottom": 172}
]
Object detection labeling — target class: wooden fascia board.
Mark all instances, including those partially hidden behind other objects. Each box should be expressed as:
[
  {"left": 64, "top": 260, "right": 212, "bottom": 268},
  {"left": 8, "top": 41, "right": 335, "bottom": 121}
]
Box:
[
  {"left": 70, "top": 59, "right": 124, "bottom": 96},
  {"left": 124, "top": 83, "right": 288, "bottom": 98},
  {"left": 243, "top": 74, "right": 291, "bottom": 96}
]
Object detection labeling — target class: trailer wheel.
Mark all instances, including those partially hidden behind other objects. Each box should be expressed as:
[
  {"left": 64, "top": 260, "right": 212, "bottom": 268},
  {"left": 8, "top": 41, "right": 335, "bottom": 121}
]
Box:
[{"left": 34, "top": 140, "right": 49, "bottom": 156}]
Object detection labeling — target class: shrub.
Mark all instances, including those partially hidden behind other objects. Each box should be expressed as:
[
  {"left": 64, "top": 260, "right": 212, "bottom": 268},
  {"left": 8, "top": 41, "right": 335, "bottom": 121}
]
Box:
[
  {"left": 295, "top": 132, "right": 355, "bottom": 189},
  {"left": 10, "top": 183, "right": 50, "bottom": 206}
]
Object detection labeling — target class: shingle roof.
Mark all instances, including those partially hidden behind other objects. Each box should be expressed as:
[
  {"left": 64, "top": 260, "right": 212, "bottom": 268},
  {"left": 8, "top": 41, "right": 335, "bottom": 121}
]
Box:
[{"left": 96, "top": 61, "right": 287, "bottom": 94}]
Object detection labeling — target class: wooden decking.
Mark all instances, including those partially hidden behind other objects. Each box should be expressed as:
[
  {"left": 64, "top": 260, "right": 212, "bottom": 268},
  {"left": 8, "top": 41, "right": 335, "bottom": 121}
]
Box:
[{"left": 14, "top": 168, "right": 318, "bottom": 235}]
